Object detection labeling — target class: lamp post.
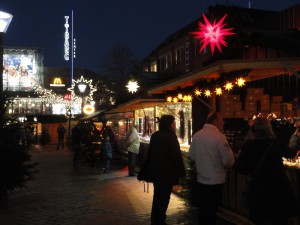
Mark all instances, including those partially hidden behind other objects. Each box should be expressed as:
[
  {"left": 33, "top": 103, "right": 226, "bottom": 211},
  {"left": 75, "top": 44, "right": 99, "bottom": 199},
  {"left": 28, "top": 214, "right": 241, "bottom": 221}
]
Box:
[
  {"left": 66, "top": 108, "right": 72, "bottom": 147},
  {"left": 0, "top": 11, "right": 13, "bottom": 112},
  {"left": 78, "top": 83, "right": 87, "bottom": 114}
]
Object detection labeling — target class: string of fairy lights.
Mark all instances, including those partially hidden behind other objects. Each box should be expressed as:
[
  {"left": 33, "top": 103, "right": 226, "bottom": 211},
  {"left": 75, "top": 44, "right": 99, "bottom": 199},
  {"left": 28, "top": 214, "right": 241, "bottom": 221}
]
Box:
[{"left": 166, "top": 77, "right": 246, "bottom": 103}]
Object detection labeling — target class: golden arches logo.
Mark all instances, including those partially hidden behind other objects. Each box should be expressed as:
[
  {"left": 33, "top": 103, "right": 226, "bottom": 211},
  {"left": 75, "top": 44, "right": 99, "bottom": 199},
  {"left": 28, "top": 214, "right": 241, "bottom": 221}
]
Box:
[{"left": 53, "top": 78, "right": 62, "bottom": 84}]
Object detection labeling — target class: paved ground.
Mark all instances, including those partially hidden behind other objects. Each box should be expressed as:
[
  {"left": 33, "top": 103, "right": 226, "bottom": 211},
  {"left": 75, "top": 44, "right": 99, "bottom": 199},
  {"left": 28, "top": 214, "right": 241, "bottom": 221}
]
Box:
[{"left": 0, "top": 144, "right": 237, "bottom": 225}]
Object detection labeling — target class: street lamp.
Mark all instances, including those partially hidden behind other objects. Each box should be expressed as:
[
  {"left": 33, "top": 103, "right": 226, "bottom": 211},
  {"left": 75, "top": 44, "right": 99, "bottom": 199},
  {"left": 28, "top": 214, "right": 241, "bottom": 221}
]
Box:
[
  {"left": 0, "top": 11, "right": 13, "bottom": 112},
  {"left": 78, "top": 83, "right": 87, "bottom": 114},
  {"left": 66, "top": 108, "right": 72, "bottom": 147}
]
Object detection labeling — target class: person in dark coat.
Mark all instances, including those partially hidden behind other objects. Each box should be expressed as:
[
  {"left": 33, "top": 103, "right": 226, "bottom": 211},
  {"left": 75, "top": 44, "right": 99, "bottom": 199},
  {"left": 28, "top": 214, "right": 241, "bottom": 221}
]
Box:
[
  {"left": 235, "top": 117, "right": 299, "bottom": 225},
  {"left": 147, "top": 115, "right": 186, "bottom": 225},
  {"left": 56, "top": 124, "right": 66, "bottom": 150},
  {"left": 72, "top": 123, "right": 82, "bottom": 165}
]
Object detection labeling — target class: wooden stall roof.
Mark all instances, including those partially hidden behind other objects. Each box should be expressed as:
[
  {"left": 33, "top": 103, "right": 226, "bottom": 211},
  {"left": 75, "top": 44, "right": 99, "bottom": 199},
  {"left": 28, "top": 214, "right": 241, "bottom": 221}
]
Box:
[
  {"left": 148, "top": 58, "right": 300, "bottom": 95},
  {"left": 104, "top": 98, "right": 166, "bottom": 114}
]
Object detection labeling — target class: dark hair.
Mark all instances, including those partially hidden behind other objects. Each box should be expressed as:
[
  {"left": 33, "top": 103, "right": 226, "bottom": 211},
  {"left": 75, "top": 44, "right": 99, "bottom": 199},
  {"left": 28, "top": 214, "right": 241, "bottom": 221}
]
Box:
[
  {"left": 206, "top": 111, "right": 219, "bottom": 124},
  {"left": 158, "top": 115, "right": 175, "bottom": 132},
  {"left": 247, "top": 117, "right": 276, "bottom": 140}
]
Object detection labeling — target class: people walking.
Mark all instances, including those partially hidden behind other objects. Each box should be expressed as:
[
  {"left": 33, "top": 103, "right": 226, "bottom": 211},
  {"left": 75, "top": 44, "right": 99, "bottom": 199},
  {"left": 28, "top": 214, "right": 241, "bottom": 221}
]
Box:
[
  {"left": 56, "top": 124, "right": 66, "bottom": 150},
  {"left": 102, "top": 135, "right": 113, "bottom": 173},
  {"left": 235, "top": 117, "right": 299, "bottom": 225},
  {"left": 146, "top": 115, "right": 186, "bottom": 225},
  {"left": 189, "top": 111, "right": 234, "bottom": 225},
  {"left": 125, "top": 124, "right": 140, "bottom": 176},
  {"left": 72, "top": 123, "right": 82, "bottom": 165}
]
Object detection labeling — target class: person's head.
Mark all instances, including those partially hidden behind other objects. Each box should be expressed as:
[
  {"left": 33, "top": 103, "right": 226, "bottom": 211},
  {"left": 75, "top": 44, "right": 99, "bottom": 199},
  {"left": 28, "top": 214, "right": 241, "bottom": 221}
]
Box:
[
  {"left": 248, "top": 117, "right": 276, "bottom": 140},
  {"left": 206, "top": 111, "right": 224, "bottom": 131},
  {"left": 158, "top": 115, "right": 176, "bottom": 132}
]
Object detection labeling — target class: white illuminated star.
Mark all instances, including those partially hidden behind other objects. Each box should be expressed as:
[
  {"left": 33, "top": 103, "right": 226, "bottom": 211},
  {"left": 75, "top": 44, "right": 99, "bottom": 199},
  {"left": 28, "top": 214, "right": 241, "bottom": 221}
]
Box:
[{"left": 126, "top": 80, "right": 139, "bottom": 93}]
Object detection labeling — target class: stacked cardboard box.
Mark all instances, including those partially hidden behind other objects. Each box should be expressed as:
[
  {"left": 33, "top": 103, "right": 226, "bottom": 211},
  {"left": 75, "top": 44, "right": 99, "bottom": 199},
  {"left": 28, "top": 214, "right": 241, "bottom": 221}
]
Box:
[
  {"left": 219, "top": 93, "right": 242, "bottom": 118},
  {"left": 219, "top": 88, "right": 298, "bottom": 119},
  {"left": 270, "top": 95, "right": 282, "bottom": 118},
  {"left": 244, "top": 88, "right": 265, "bottom": 118}
]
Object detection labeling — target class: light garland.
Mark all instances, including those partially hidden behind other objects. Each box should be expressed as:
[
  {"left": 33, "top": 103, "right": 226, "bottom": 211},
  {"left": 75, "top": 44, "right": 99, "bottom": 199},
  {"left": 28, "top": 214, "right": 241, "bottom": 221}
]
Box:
[{"left": 165, "top": 77, "right": 246, "bottom": 102}]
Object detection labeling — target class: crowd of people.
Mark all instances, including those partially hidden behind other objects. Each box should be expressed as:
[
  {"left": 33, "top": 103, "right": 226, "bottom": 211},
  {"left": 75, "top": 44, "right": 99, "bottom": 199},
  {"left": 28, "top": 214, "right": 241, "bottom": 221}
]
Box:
[
  {"left": 58, "top": 113, "right": 300, "bottom": 225},
  {"left": 142, "top": 112, "right": 299, "bottom": 225}
]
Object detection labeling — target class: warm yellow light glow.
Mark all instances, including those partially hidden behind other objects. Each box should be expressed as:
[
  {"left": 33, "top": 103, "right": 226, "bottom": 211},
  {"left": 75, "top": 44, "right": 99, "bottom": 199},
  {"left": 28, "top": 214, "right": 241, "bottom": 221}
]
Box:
[
  {"left": 204, "top": 89, "right": 211, "bottom": 97},
  {"left": 215, "top": 87, "right": 222, "bottom": 96},
  {"left": 83, "top": 104, "right": 95, "bottom": 115},
  {"left": 173, "top": 97, "right": 178, "bottom": 103},
  {"left": 236, "top": 77, "right": 246, "bottom": 87},
  {"left": 166, "top": 96, "right": 172, "bottom": 102},
  {"left": 224, "top": 82, "right": 233, "bottom": 91},
  {"left": 194, "top": 89, "right": 202, "bottom": 96},
  {"left": 186, "top": 95, "right": 193, "bottom": 102},
  {"left": 178, "top": 93, "right": 183, "bottom": 100},
  {"left": 126, "top": 80, "right": 140, "bottom": 93}
]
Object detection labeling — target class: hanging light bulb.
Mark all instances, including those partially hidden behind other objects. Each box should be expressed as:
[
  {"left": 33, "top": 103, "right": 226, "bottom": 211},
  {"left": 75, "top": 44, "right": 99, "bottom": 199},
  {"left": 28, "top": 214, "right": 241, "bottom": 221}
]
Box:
[
  {"left": 166, "top": 96, "right": 172, "bottom": 102},
  {"left": 187, "top": 95, "right": 193, "bottom": 102},
  {"left": 178, "top": 93, "right": 183, "bottom": 100},
  {"left": 215, "top": 87, "right": 223, "bottom": 96},
  {"left": 204, "top": 89, "right": 211, "bottom": 97},
  {"left": 194, "top": 89, "right": 202, "bottom": 96},
  {"left": 224, "top": 82, "right": 233, "bottom": 91},
  {"left": 173, "top": 97, "right": 178, "bottom": 103},
  {"left": 236, "top": 77, "right": 246, "bottom": 87}
]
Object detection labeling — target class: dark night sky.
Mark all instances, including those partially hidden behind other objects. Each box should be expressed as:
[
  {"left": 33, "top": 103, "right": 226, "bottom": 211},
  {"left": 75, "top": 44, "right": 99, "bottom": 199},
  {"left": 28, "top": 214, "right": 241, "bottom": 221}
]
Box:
[{"left": 1, "top": 0, "right": 300, "bottom": 74}]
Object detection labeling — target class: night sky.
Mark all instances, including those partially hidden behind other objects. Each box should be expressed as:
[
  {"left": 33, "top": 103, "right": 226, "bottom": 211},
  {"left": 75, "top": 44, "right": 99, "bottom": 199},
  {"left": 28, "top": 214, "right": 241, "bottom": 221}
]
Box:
[{"left": 1, "top": 0, "right": 299, "bottom": 74}]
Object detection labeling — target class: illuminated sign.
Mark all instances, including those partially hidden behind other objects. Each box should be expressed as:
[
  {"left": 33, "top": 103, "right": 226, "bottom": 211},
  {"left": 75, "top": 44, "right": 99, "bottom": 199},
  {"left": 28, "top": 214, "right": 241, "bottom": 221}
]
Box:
[
  {"left": 64, "top": 93, "right": 72, "bottom": 100},
  {"left": 50, "top": 77, "right": 65, "bottom": 87},
  {"left": 64, "top": 16, "right": 70, "bottom": 61}
]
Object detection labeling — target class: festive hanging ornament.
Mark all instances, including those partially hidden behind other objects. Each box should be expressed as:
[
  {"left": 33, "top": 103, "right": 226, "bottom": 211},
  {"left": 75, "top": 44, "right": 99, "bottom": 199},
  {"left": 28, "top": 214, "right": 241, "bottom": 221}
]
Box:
[
  {"left": 126, "top": 80, "right": 140, "bottom": 93},
  {"left": 191, "top": 14, "right": 234, "bottom": 54},
  {"left": 166, "top": 96, "right": 173, "bottom": 102},
  {"left": 215, "top": 87, "right": 223, "bottom": 96},
  {"left": 68, "top": 76, "right": 96, "bottom": 101},
  {"left": 236, "top": 77, "right": 246, "bottom": 87},
  {"left": 224, "top": 82, "right": 234, "bottom": 91},
  {"left": 204, "top": 89, "right": 212, "bottom": 97},
  {"left": 194, "top": 89, "right": 202, "bottom": 96}
]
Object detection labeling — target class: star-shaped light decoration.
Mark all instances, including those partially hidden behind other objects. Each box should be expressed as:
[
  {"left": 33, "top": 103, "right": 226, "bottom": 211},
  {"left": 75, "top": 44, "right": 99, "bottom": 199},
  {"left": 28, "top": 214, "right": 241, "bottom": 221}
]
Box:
[
  {"left": 67, "top": 76, "right": 97, "bottom": 101},
  {"left": 224, "top": 82, "right": 234, "bottom": 91},
  {"left": 191, "top": 14, "right": 234, "bottom": 54},
  {"left": 236, "top": 77, "right": 246, "bottom": 87},
  {"left": 204, "top": 89, "right": 212, "bottom": 97},
  {"left": 194, "top": 89, "right": 202, "bottom": 96},
  {"left": 215, "top": 87, "right": 223, "bottom": 96},
  {"left": 126, "top": 80, "right": 140, "bottom": 94},
  {"left": 166, "top": 96, "right": 173, "bottom": 103}
]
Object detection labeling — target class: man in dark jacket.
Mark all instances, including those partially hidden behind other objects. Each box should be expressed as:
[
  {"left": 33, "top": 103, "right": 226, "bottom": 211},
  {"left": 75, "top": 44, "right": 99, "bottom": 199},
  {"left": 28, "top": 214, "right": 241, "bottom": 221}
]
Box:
[
  {"left": 56, "top": 124, "right": 66, "bottom": 150},
  {"left": 147, "top": 115, "right": 186, "bottom": 225}
]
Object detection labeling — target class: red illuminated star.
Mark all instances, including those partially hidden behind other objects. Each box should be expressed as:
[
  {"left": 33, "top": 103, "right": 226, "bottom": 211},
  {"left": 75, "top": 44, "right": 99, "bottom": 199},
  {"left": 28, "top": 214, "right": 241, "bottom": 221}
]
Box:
[{"left": 192, "top": 14, "right": 234, "bottom": 54}]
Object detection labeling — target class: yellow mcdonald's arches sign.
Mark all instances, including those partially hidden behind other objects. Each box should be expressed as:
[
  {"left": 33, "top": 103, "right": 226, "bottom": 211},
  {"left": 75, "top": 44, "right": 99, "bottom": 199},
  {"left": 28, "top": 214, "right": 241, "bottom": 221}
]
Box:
[
  {"left": 50, "top": 77, "right": 65, "bottom": 87},
  {"left": 54, "top": 78, "right": 62, "bottom": 84}
]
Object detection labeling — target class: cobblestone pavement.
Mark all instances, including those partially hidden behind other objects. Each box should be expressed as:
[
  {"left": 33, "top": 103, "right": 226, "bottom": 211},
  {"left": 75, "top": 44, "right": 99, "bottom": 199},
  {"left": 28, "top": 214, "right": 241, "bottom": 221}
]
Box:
[{"left": 0, "top": 145, "right": 236, "bottom": 225}]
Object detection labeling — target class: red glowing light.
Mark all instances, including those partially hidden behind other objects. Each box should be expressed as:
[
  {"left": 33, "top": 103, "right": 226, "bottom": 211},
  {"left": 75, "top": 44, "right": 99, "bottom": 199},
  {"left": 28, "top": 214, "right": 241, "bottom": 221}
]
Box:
[{"left": 192, "top": 14, "right": 234, "bottom": 54}]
